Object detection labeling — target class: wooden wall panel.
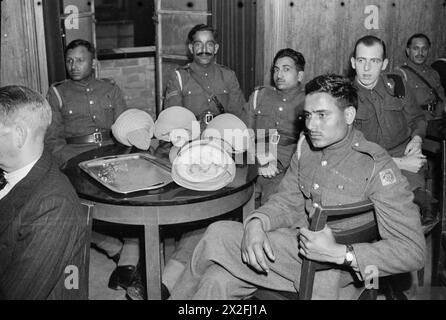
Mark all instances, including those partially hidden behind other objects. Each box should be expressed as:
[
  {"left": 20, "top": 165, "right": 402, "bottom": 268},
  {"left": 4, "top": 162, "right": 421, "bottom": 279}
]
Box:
[
  {"left": 1, "top": 0, "right": 48, "bottom": 94},
  {"left": 261, "top": 0, "right": 446, "bottom": 85}
]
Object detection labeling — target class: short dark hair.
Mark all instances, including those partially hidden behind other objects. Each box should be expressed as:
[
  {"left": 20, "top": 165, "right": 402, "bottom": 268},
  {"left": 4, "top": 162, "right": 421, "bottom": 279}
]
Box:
[
  {"left": 187, "top": 24, "right": 217, "bottom": 43},
  {"left": 305, "top": 74, "right": 358, "bottom": 110},
  {"left": 353, "top": 35, "right": 387, "bottom": 60},
  {"left": 406, "top": 33, "right": 431, "bottom": 48},
  {"left": 273, "top": 48, "right": 306, "bottom": 72},
  {"left": 65, "top": 39, "right": 96, "bottom": 57},
  {"left": 0, "top": 85, "right": 52, "bottom": 136}
]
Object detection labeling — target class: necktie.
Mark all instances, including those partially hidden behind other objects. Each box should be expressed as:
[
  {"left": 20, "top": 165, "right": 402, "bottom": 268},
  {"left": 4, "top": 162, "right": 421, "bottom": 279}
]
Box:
[{"left": 0, "top": 170, "right": 7, "bottom": 191}]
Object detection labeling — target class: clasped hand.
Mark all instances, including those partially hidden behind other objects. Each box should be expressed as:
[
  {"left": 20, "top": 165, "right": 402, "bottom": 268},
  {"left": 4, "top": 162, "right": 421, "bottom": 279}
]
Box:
[{"left": 298, "top": 225, "right": 345, "bottom": 264}]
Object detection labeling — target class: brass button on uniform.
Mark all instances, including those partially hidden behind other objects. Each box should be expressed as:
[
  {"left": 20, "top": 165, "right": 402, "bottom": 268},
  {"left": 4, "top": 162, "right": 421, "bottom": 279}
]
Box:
[
  {"left": 313, "top": 203, "right": 320, "bottom": 208},
  {"left": 337, "top": 185, "right": 344, "bottom": 190},
  {"left": 89, "top": 100, "right": 94, "bottom": 105},
  {"left": 279, "top": 107, "right": 283, "bottom": 112},
  {"left": 313, "top": 183, "right": 320, "bottom": 190},
  {"left": 321, "top": 160, "right": 328, "bottom": 167}
]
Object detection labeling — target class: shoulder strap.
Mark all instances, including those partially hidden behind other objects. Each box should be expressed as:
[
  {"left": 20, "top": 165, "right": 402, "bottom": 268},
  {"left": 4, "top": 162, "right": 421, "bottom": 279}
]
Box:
[
  {"left": 401, "top": 65, "right": 442, "bottom": 102},
  {"left": 253, "top": 89, "right": 259, "bottom": 111},
  {"left": 175, "top": 70, "right": 183, "bottom": 92},
  {"left": 297, "top": 133, "right": 306, "bottom": 160},
  {"left": 385, "top": 74, "right": 406, "bottom": 99},
  {"left": 51, "top": 86, "right": 63, "bottom": 110}
]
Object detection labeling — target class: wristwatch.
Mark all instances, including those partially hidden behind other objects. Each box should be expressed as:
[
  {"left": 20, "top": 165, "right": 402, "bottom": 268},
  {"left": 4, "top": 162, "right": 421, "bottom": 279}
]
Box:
[{"left": 343, "top": 244, "right": 355, "bottom": 266}]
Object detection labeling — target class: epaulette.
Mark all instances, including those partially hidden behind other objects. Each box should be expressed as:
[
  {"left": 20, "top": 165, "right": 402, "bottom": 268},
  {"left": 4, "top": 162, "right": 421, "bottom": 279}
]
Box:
[
  {"left": 51, "top": 79, "right": 68, "bottom": 88},
  {"left": 352, "top": 134, "right": 388, "bottom": 162},
  {"left": 383, "top": 73, "right": 405, "bottom": 99},
  {"left": 177, "top": 64, "right": 191, "bottom": 71},
  {"left": 99, "top": 78, "right": 116, "bottom": 85}
]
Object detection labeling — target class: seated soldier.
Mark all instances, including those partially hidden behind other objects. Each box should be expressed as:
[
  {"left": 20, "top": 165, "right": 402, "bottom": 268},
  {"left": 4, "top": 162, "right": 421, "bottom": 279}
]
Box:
[
  {"left": 169, "top": 74, "right": 426, "bottom": 300},
  {"left": 243, "top": 48, "right": 305, "bottom": 205}
]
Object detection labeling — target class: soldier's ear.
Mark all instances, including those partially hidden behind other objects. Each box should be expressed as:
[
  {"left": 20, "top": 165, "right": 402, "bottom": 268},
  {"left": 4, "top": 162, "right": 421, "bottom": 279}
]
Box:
[
  {"left": 188, "top": 43, "right": 194, "bottom": 55},
  {"left": 214, "top": 43, "right": 219, "bottom": 55},
  {"left": 350, "top": 57, "right": 356, "bottom": 70},
  {"left": 381, "top": 58, "right": 389, "bottom": 71},
  {"left": 297, "top": 71, "right": 304, "bottom": 83},
  {"left": 92, "top": 58, "right": 98, "bottom": 70},
  {"left": 344, "top": 106, "right": 356, "bottom": 125}
]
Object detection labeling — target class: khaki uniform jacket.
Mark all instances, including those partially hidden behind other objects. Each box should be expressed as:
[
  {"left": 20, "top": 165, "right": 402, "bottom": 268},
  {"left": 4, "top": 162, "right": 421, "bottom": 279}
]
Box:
[
  {"left": 164, "top": 62, "right": 246, "bottom": 120},
  {"left": 246, "top": 129, "right": 426, "bottom": 299},
  {"left": 44, "top": 75, "right": 127, "bottom": 164},
  {"left": 397, "top": 59, "right": 446, "bottom": 117},
  {"left": 242, "top": 85, "right": 305, "bottom": 169},
  {"left": 354, "top": 75, "right": 426, "bottom": 155}
]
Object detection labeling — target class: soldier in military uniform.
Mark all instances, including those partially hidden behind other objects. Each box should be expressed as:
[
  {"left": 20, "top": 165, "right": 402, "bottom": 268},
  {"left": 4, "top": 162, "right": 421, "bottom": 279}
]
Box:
[
  {"left": 243, "top": 48, "right": 305, "bottom": 205},
  {"left": 125, "top": 24, "right": 246, "bottom": 301},
  {"left": 44, "top": 39, "right": 141, "bottom": 295},
  {"left": 397, "top": 33, "right": 446, "bottom": 120},
  {"left": 163, "top": 24, "right": 246, "bottom": 127},
  {"left": 169, "top": 74, "right": 426, "bottom": 300}
]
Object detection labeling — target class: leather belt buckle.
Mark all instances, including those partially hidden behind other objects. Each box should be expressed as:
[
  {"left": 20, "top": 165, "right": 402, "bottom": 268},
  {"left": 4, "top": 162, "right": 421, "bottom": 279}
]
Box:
[
  {"left": 204, "top": 113, "right": 214, "bottom": 125},
  {"left": 93, "top": 132, "right": 103, "bottom": 143},
  {"left": 270, "top": 133, "right": 281, "bottom": 145}
]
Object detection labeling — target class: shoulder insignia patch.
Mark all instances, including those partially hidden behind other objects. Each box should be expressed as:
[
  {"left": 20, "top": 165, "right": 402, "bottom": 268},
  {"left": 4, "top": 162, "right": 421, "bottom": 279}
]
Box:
[{"left": 379, "top": 169, "right": 397, "bottom": 186}]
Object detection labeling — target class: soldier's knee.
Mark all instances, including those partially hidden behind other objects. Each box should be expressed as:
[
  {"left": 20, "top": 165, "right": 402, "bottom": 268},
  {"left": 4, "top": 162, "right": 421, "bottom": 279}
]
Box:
[{"left": 203, "top": 221, "right": 243, "bottom": 244}]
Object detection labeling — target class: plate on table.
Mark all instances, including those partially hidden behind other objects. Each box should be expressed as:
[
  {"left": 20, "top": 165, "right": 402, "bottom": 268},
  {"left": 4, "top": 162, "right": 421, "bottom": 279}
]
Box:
[{"left": 78, "top": 153, "right": 173, "bottom": 194}]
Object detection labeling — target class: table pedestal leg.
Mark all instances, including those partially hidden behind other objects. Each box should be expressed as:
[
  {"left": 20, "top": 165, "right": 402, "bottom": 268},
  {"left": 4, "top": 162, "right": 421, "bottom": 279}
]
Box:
[
  {"left": 243, "top": 186, "right": 256, "bottom": 221},
  {"left": 144, "top": 224, "right": 161, "bottom": 300}
]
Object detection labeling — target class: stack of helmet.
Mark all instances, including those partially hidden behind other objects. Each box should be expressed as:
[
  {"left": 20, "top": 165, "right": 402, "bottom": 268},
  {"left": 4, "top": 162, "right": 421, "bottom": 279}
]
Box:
[
  {"left": 111, "top": 108, "right": 155, "bottom": 150},
  {"left": 154, "top": 106, "right": 201, "bottom": 147},
  {"left": 171, "top": 113, "right": 249, "bottom": 191},
  {"left": 154, "top": 106, "right": 201, "bottom": 163},
  {"left": 201, "top": 113, "right": 251, "bottom": 154}
]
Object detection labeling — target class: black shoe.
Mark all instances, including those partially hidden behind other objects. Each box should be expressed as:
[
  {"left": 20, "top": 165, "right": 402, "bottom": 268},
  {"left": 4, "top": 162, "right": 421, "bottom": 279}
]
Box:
[{"left": 108, "top": 265, "right": 138, "bottom": 290}]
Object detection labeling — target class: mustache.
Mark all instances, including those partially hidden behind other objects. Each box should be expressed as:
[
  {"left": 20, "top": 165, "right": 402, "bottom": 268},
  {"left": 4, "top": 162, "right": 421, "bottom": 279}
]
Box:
[{"left": 196, "top": 52, "right": 213, "bottom": 57}]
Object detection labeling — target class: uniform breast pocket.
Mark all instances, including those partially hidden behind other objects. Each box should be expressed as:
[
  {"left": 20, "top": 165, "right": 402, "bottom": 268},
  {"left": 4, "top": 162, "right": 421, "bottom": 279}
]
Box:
[
  {"left": 215, "top": 89, "right": 229, "bottom": 109},
  {"left": 254, "top": 108, "right": 274, "bottom": 129},
  {"left": 99, "top": 99, "right": 115, "bottom": 126},
  {"left": 354, "top": 107, "right": 374, "bottom": 130},
  {"left": 382, "top": 102, "right": 406, "bottom": 132}
]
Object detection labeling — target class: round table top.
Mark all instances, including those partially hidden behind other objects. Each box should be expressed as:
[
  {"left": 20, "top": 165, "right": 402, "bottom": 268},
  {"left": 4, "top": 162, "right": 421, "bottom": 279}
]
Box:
[{"left": 62, "top": 141, "right": 258, "bottom": 207}]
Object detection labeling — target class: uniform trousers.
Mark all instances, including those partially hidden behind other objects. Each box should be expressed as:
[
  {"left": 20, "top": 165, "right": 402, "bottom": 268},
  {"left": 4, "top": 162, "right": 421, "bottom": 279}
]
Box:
[{"left": 170, "top": 221, "right": 351, "bottom": 300}]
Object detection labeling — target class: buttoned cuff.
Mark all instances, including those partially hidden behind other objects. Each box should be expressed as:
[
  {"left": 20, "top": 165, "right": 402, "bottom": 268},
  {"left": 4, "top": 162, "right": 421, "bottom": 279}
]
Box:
[{"left": 243, "top": 212, "right": 271, "bottom": 232}]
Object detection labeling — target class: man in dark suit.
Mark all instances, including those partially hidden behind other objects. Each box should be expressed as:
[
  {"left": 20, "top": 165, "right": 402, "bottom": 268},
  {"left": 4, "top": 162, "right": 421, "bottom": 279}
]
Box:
[{"left": 0, "top": 85, "right": 88, "bottom": 299}]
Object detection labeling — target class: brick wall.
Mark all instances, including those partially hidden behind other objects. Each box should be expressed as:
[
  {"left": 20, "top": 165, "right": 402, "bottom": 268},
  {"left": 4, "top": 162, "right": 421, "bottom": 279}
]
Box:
[{"left": 98, "top": 57, "right": 156, "bottom": 119}]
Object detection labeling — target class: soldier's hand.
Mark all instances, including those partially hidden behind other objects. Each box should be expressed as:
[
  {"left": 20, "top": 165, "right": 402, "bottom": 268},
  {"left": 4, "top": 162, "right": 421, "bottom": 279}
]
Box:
[
  {"left": 397, "top": 153, "right": 427, "bottom": 173},
  {"left": 258, "top": 163, "right": 280, "bottom": 178},
  {"left": 404, "top": 136, "right": 423, "bottom": 156},
  {"left": 299, "top": 226, "right": 345, "bottom": 264},
  {"left": 241, "top": 218, "right": 275, "bottom": 274}
]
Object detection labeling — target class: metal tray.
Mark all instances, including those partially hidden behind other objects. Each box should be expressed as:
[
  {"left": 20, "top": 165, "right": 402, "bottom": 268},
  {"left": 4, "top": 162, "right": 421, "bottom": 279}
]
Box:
[{"left": 78, "top": 153, "right": 173, "bottom": 194}]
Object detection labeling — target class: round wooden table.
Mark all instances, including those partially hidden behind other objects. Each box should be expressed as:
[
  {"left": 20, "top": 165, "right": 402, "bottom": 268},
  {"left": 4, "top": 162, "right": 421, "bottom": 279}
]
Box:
[{"left": 62, "top": 142, "right": 257, "bottom": 300}]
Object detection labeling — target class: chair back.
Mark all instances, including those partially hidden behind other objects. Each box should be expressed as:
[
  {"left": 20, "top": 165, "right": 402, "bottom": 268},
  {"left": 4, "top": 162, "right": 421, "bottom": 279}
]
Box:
[
  {"left": 299, "top": 200, "right": 378, "bottom": 300},
  {"left": 79, "top": 202, "right": 93, "bottom": 299}
]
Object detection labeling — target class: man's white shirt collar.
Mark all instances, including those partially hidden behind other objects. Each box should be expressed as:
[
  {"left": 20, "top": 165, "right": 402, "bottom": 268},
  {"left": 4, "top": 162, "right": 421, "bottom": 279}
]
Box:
[{"left": 0, "top": 158, "right": 39, "bottom": 200}]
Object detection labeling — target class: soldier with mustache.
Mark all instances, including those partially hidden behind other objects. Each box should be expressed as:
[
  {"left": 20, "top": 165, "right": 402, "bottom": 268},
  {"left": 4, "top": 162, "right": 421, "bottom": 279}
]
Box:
[
  {"left": 164, "top": 24, "right": 246, "bottom": 127},
  {"left": 397, "top": 33, "right": 446, "bottom": 120}
]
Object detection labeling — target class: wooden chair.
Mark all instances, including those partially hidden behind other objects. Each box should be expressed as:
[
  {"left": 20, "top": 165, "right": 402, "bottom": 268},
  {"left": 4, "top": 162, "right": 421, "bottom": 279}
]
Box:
[
  {"left": 253, "top": 199, "right": 379, "bottom": 300},
  {"left": 421, "top": 137, "right": 446, "bottom": 286}
]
